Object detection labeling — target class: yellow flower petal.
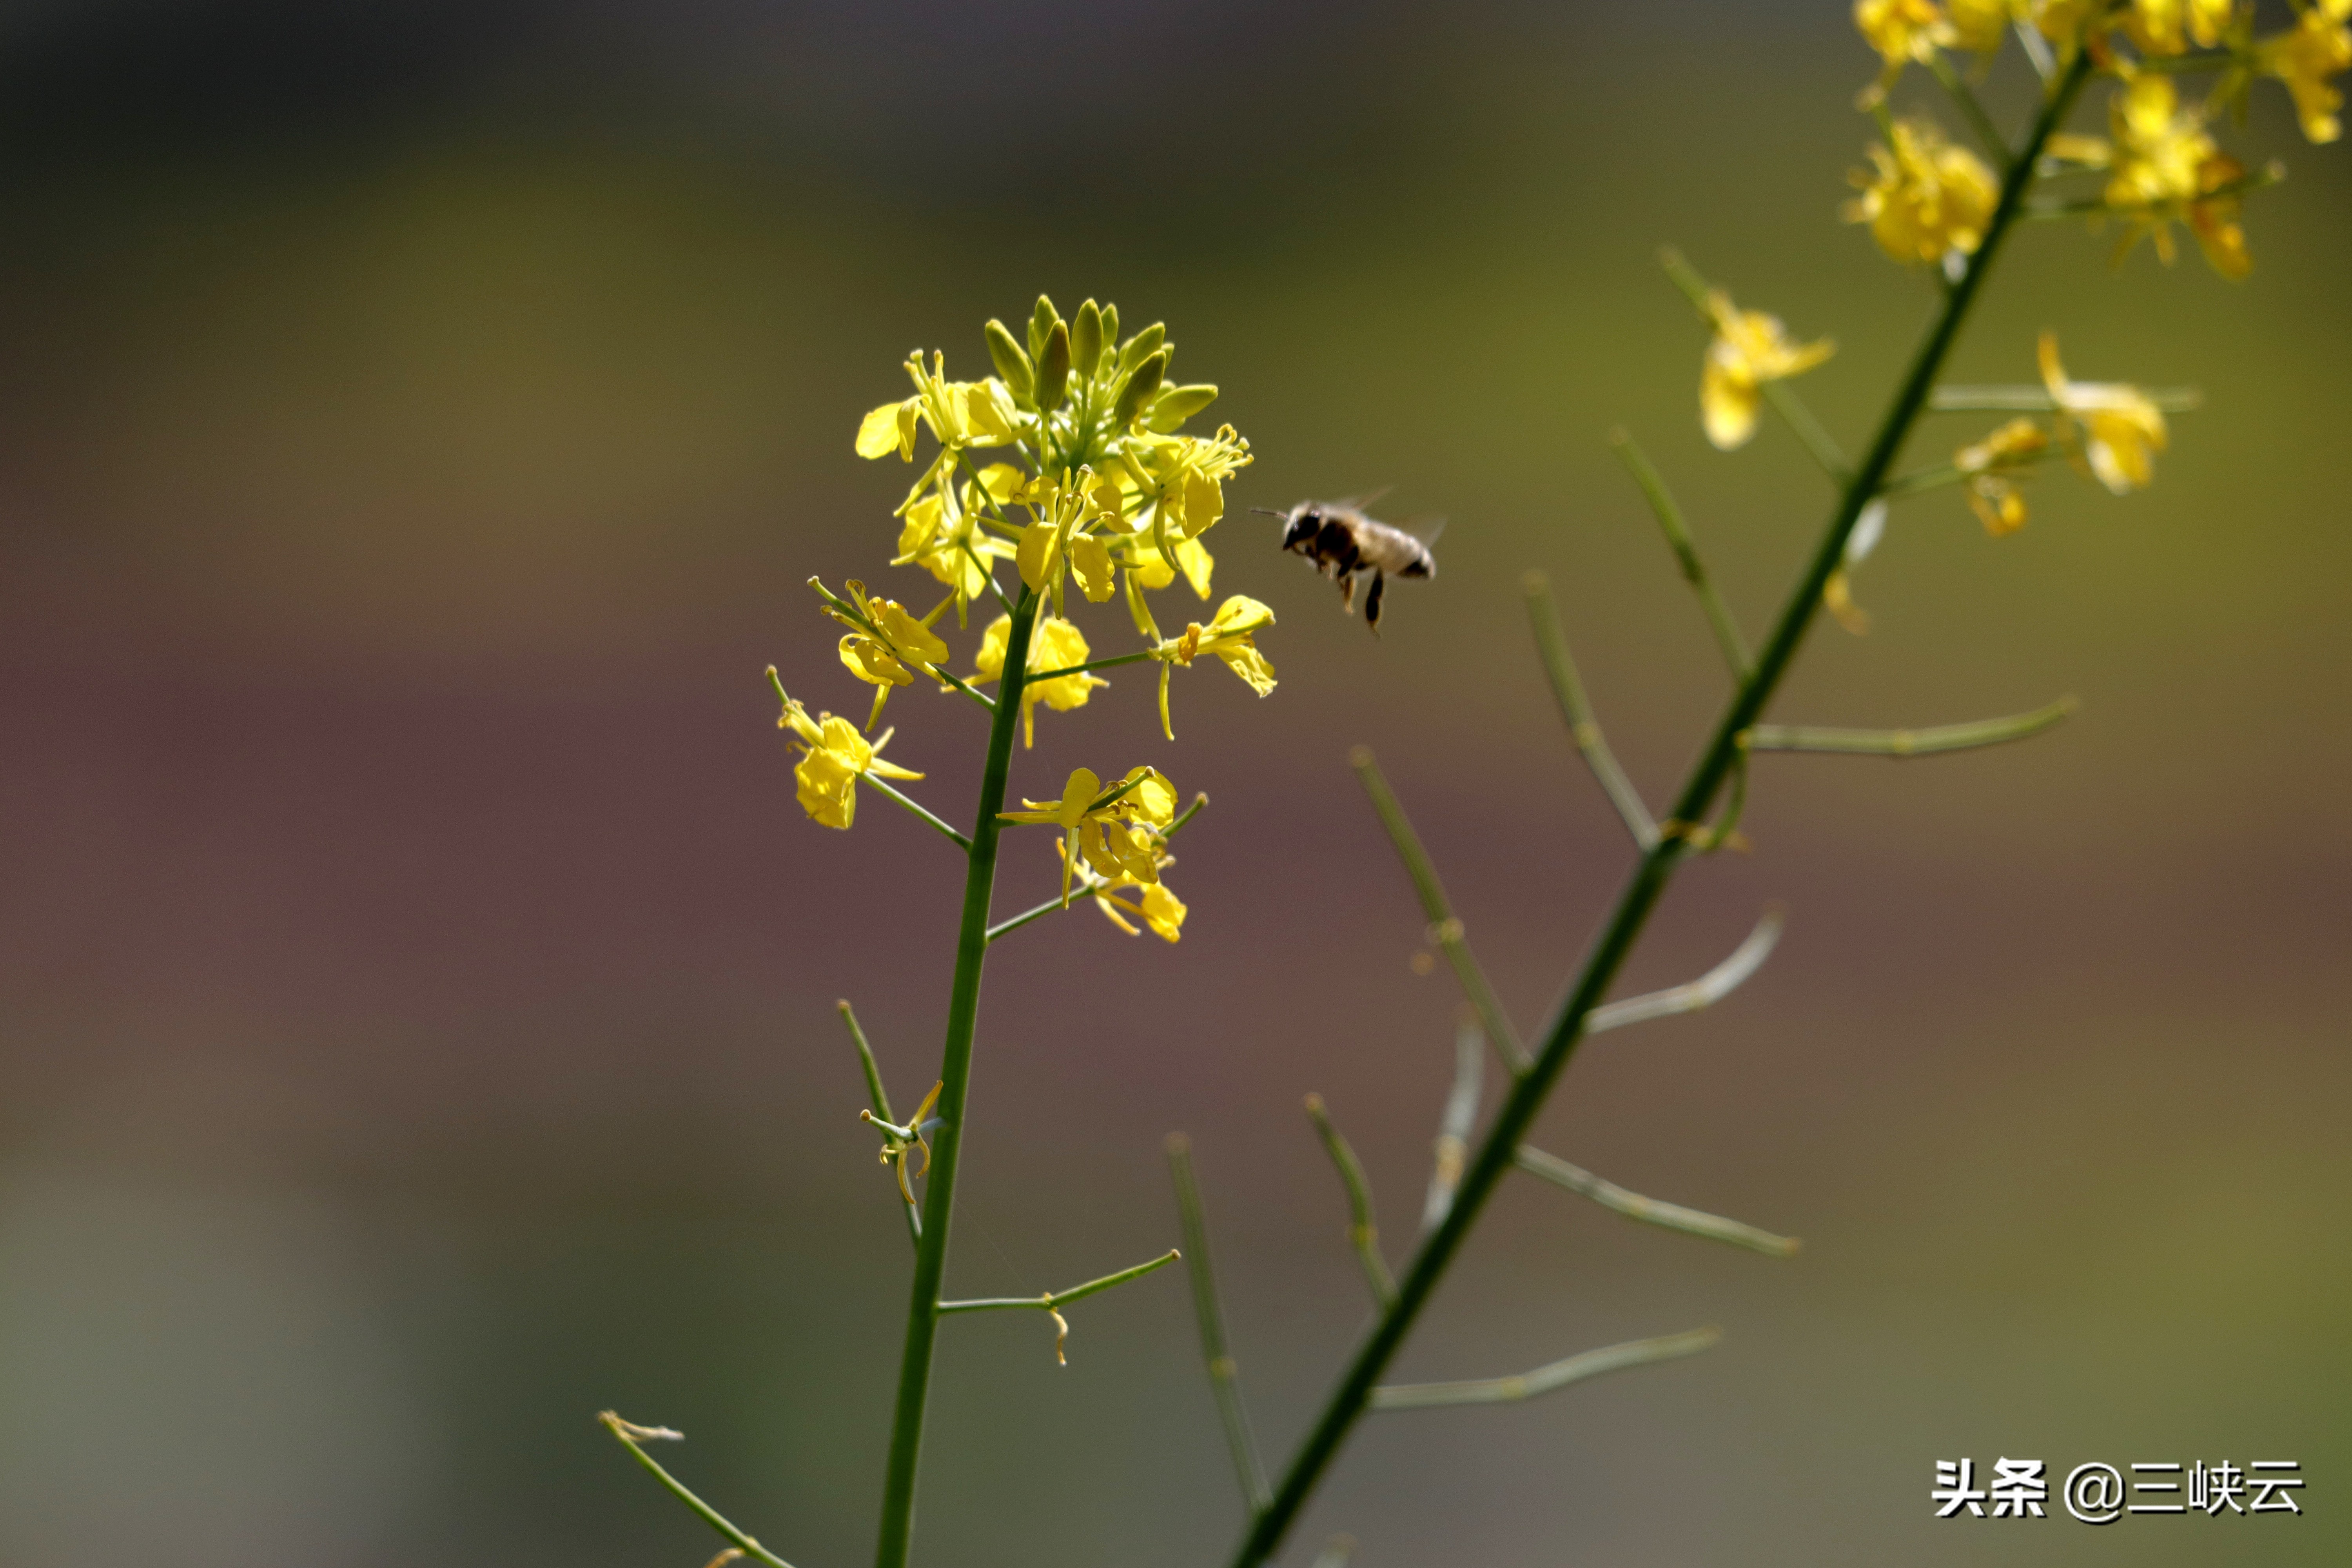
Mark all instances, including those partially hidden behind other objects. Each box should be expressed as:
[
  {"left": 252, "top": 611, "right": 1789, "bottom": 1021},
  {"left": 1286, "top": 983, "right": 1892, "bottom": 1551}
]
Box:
[
  {"left": 1701, "top": 352, "right": 1761, "bottom": 450},
  {"left": 1017, "top": 520, "right": 1060, "bottom": 592},
  {"left": 1135, "top": 882, "right": 1187, "bottom": 942},
  {"left": 1069, "top": 534, "right": 1117, "bottom": 602},
  {"left": 1055, "top": 768, "right": 1103, "bottom": 828},
  {"left": 1172, "top": 535, "right": 1214, "bottom": 599},
  {"left": 857, "top": 399, "right": 918, "bottom": 461}
]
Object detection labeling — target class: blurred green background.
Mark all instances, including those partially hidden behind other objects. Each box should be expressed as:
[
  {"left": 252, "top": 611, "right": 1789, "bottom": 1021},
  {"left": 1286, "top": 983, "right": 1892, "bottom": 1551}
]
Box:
[{"left": 1, "top": 3, "right": 2347, "bottom": 1564}]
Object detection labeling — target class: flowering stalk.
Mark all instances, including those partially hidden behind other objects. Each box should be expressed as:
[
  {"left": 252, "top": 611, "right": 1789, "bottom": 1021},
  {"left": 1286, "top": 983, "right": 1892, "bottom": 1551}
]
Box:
[
  {"left": 872, "top": 585, "right": 1039, "bottom": 1568},
  {"left": 1225, "top": 44, "right": 2101, "bottom": 1567}
]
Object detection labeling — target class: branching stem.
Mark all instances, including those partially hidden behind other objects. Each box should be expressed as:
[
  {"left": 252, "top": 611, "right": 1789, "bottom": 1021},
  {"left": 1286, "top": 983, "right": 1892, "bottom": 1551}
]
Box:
[
  {"left": 1303, "top": 1094, "right": 1397, "bottom": 1307},
  {"left": 1349, "top": 749, "right": 1531, "bottom": 1073},
  {"left": 1168, "top": 1135, "right": 1272, "bottom": 1515},
  {"left": 1521, "top": 579, "right": 1661, "bottom": 851},
  {"left": 1610, "top": 429, "right": 1753, "bottom": 681},
  {"left": 1226, "top": 47, "right": 2097, "bottom": 1567}
]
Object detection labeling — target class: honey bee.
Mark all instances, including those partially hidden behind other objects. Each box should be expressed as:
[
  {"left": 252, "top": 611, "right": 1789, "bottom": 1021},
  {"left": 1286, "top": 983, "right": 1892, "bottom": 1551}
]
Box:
[{"left": 1255, "top": 494, "right": 1440, "bottom": 634}]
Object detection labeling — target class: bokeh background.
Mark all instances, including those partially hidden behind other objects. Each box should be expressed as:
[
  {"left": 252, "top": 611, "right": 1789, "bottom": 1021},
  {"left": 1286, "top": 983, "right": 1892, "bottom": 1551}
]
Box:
[{"left": 2, "top": 2, "right": 2347, "bottom": 1564}]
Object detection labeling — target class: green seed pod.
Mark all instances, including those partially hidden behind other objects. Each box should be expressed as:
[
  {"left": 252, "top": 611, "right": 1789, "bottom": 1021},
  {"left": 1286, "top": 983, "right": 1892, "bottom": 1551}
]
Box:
[
  {"left": 1036, "top": 320, "right": 1072, "bottom": 410},
  {"left": 1145, "top": 382, "right": 1218, "bottom": 431},
  {"left": 1072, "top": 300, "right": 1105, "bottom": 380},
  {"left": 1117, "top": 322, "right": 1165, "bottom": 376},
  {"left": 1099, "top": 302, "right": 1119, "bottom": 347},
  {"left": 1027, "top": 294, "right": 1061, "bottom": 364},
  {"left": 1113, "top": 349, "right": 1168, "bottom": 426},
  {"left": 985, "top": 319, "right": 1034, "bottom": 405}
]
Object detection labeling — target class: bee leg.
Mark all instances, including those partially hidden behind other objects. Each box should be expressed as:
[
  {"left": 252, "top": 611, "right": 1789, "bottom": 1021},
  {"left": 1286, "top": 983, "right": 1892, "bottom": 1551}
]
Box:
[
  {"left": 1363, "top": 569, "right": 1386, "bottom": 635},
  {"left": 1337, "top": 570, "right": 1357, "bottom": 615}
]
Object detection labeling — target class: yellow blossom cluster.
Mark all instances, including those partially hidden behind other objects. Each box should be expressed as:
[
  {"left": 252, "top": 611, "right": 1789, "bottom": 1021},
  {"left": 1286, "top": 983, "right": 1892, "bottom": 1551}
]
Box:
[{"left": 770, "top": 296, "right": 1285, "bottom": 956}]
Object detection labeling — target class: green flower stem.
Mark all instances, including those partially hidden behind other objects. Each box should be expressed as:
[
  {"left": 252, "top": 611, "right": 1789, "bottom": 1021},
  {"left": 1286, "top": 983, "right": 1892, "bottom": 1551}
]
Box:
[
  {"left": 1927, "top": 49, "right": 2013, "bottom": 169},
  {"left": 1161, "top": 792, "right": 1210, "bottom": 841},
  {"left": 1744, "top": 696, "right": 2075, "bottom": 756},
  {"left": 957, "top": 537, "right": 1019, "bottom": 617},
  {"left": 874, "top": 587, "right": 1044, "bottom": 1568},
  {"left": 984, "top": 892, "right": 1075, "bottom": 945},
  {"left": 1927, "top": 384, "right": 2203, "bottom": 413},
  {"left": 1582, "top": 908, "right": 1783, "bottom": 1036},
  {"left": 936, "top": 1249, "right": 1180, "bottom": 1314},
  {"left": 599, "top": 1414, "right": 799, "bottom": 1568},
  {"left": 1514, "top": 1145, "right": 1800, "bottom": 1257},
  {"left": 1760, "top": 381, "right": 1853, "bottom": 480},
  {"left": 2024, "top": 159, "right": 2283, "bottom": 217},
  {"left": 840, "top": 1001, "right": 921, "bottom": 1249},
  {"left": 1029, "top": 648, "right": 1160, "bottom": 682},
  {"left": 1522, "top": 576, "right": 1662, "bottom": 851},
  {"left": 1032, "top": 615, "right": 1271, "bottom": 687},
  {"left": 1366, "top": 1328, "right": 1722, "bottom": 1412},
  {"left": 860, "top": 775, "right": 973, "bottom": 852},
  {"left": 1419, "top": 1012, "right": 1485, "bottom": 1235},
  {"left": 1609, "top": 429, "right": 1754, "bottom": 681},
  {"left": 1167, "top": 1134, "right": 1272, "bottom": 1515},
  {"left": 1302, "top": 1094, "right": 1397, "bottom": 1308},
  {"left": 2129, "top": 47, "right": 2248, "bottom": 74},
  {"left": 2012, "top": 16, "right": 2056, "bottom": 82},
  {"left": 1348, "top": 749, "right": 1532, "bottom": 1073},
  {"left": 1227, "top": 47, "right": 2095, "bottom": 1568},
  {"left": 929, "top": 662, "right": 1000, "bottom": 712}
]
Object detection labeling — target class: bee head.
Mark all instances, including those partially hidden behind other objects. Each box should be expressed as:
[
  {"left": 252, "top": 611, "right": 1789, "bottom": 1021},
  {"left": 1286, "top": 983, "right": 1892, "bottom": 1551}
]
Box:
[{"left": 1261, "top": 503, "right": 1321, "bottom": 552}]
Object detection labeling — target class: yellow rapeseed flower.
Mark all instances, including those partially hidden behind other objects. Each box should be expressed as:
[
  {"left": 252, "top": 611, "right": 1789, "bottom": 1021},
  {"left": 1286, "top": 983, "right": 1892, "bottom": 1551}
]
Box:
[
  {"left": 2260, "top": 0, "right": 2352, "bottom": 144},
  {"left": 855, "top": 352, "right": 1018, "bottom": 462},
  {"left": 1845, "top": 119, "right": 1999, "bottom": 265},
  {"left": 1000, "top": 766, "right": 1178, "bottom": 904},
  {"left": 1699, "top": 290, "right": 1835, "bottom": 451},
  {"left": 1149, "top": 594, "right": 1278, "bottom": 740},
  {"left": 775, "top": 688, "right": 925, "bottom": 831},
  {"left": 1855, "top": 0, "right": 1955, "bottom": 100},
  {"left": 824, "top": 579, "right": 953, "bottom": 728},
  {"left": 2038, "top": 332, "right": 2168, "bottom": 494},
  {"left": 1954, "top": 417, "right": 2051, "bottom": 535},
  {"left": 973, "top": 613, "right": 1110, "bottom": 748}
]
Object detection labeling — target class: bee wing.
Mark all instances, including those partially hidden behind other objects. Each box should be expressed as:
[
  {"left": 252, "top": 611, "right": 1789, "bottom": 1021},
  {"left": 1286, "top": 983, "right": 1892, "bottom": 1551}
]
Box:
[
  {"left": 1401, "top": 514, "right": 1447, "bottom": 546},
  {"left": 1328, "top": 485, "right": 1395, "bottom": 512}
]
